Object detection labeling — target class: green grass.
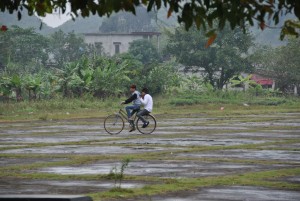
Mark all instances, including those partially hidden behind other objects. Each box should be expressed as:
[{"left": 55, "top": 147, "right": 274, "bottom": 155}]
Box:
[
  {"left": 170, "top": 94, "right": 297, "bottom": 106},
  {"left": 0, "top": 94, "right": 299, "bottom": 122},
  {"left": 89, "top": 167, "right": 300, "bottom": 201}
]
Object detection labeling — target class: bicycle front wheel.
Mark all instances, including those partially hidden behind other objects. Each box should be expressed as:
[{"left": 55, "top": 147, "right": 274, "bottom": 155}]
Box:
[
  {"left": 136, "top": 114, "right": 157, "bottom": 134},
  {"left": 104, "top": 114, "right": 124, "bottom": 135}
]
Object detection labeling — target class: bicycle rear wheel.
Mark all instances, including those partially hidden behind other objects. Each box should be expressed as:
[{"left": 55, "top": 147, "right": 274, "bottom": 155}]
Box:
[
  {"left": 104, "top": 114, "right": 124, "bottom": 135},
  {"left": 136, "top": 114, "right": 156, "bottom": 134}
]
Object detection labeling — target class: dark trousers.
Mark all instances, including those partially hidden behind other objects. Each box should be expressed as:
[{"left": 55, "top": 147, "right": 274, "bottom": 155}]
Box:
[{"left": 137, "top": 109, "right": 150, "bottom": 124}]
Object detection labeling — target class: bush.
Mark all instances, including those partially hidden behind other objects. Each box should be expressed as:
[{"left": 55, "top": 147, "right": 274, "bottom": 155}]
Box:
[
  {"left": 169, "top": 90, "right": 296, "bottom": 106},
  {"left": 250, "top": 98, "right": 289, "bottom": 106}
]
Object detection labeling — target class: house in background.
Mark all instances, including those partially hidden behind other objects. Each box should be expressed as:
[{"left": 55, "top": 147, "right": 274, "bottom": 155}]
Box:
[
  {"left": 84, "top": 32, "right": 161, "bottom": 56},
  {"left": 250, "top": 74, "right": 274, "bottom": 89}
]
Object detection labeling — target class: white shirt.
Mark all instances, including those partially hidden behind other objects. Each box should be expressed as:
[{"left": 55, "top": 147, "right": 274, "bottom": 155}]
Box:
[{"left": 139, "top": 94, "right": 153, "bottom": 112}]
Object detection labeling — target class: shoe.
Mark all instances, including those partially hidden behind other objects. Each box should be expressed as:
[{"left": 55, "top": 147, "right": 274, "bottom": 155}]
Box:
[
  {"left": 129, "top": 127, "right": 136, "bottom": 132},
  {"left": 129, "top": 120, "right": 134, "bottom": 127},
  {"left": 142, "top": 121, "right": 149, "bottom": 128}
]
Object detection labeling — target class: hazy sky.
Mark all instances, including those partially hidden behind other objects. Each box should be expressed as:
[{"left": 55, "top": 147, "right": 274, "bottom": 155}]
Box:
[
  {"left": 39, "top": 4, "right": 72, "bottom": 28},
  {"left": 40, "top": 13, "right": 71, "bottom": 28}
]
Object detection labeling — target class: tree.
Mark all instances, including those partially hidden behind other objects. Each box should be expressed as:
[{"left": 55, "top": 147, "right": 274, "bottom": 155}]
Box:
[
  {"left": 1, "top": 0, "right": 299, "bottom": 40},
  {"left": 165, "top": 25, "right": 253, "bottom": 89},
  {"left": 252, "top": 38, "right": 300, "bottom": 92},
  {"left": 92, "top": 57, "right": 131, "bottom": 98},
  {"left": 49, "top": 30, "right": 86, "bottom": 68},
  {"left": 128, "top": 39, "right": 161, "bottom": 65},
  {"left": 0, "top": 26, "right": 48, "bottom": 66},
  {"left": 145, "top": 61, "right": 180, "bottom": 94}
]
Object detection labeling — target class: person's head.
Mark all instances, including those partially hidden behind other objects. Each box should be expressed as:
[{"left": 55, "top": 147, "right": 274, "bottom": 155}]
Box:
[
  {"left": 129, "top": 84, "right": 137, "bottom": 93},
  {"left": 141, "top": 87, "right": 149, "bottom": 96}
]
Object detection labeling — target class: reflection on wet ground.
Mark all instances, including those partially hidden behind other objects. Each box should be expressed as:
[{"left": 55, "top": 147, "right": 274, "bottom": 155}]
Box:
[
  {"left": 0, "top": 112, "right": 300, "bottom": 199},
  {"left": 151, "top": 186, "right": 300, "bottom": 201}
]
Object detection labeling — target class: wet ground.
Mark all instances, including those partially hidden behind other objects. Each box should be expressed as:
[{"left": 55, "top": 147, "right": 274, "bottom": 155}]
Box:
[{"left": 0, "top": 112, "right": 300, "bottom": 200}]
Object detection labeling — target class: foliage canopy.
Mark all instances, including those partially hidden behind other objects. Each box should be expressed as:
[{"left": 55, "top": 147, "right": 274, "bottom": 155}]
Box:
[
  {"left": 251, "top": 38, "right": 300, "bottom": 92},
  {"left": 1, "top": 0, "right": 299, "bottom": 39},
  {"left": 165, "top": 25, "right": 253, "bottom": 89}
]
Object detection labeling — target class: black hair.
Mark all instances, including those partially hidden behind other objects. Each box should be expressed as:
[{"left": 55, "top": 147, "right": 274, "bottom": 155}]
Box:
[
  {"left": 130, "top": 84, "right": 137, "bottom": 89},
  {"left": 142, "top": 87, "right": 149, "bottom": 94}
]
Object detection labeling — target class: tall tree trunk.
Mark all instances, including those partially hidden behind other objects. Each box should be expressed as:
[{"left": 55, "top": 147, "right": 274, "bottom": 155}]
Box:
[
  {"left": 218, "top": 67, "right": 225, "bottom": 90},
  {"left": 28, "top": 90, "right": 31, "bottom": 101},
  {"left": 16, "top": 88, "right": 22, "bottom": 102}
]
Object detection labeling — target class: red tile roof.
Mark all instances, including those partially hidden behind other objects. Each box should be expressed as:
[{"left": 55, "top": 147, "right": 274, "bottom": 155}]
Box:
[{"left": 251, "top": 74, "right": 273, "bottom": 85}]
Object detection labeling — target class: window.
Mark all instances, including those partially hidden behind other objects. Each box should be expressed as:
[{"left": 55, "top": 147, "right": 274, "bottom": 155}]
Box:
[
  {"left": 113, "top": 42, "right": 121, "bottom": 54},
  {"left": 95, "top": 42, "right": 102, "bottom": 49}
]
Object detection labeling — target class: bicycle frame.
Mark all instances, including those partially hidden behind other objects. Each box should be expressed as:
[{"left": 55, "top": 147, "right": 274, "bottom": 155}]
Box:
[{"left": 117, "top": 108, "right": 138, "bottom": 123}]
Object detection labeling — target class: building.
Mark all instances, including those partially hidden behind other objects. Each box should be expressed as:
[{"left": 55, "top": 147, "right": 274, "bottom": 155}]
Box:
[
  {"left": 84, "top": 32, "right": 161, "bottom": 56},
  {"left": 250, "top": 74, "right": 274, "bottom": 89}
]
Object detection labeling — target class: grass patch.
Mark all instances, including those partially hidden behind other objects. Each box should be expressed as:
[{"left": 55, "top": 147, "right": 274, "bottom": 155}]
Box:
[
  {"left": 89, "top": 167, "right": 300, "bottom": 200},
  {"left": 0, "top": 94, "right": 299, "bottom": 122},
  {"left": 169, "top": 93, "right": 299, "bottom": 106}
]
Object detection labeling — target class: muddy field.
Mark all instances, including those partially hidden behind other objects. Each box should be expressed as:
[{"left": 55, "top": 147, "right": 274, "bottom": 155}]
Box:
[{"left": 0, "top": 112, "right": 300, "bottom": 200}]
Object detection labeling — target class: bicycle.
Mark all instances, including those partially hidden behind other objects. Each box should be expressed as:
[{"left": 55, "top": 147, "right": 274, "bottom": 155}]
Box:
[{"left": 104, "top": 108, "right": 157, "bottom": 135}]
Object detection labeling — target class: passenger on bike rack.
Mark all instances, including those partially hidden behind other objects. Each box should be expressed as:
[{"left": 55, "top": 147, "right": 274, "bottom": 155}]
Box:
[
  {"left": 121, "top": 84, "right": 141, "bottom": 132},
  {"left": 137, "top": 87, "right": 153, "bottom": 128}
]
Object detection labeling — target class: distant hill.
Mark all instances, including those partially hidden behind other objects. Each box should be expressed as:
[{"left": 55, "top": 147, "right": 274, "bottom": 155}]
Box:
[
  {"left": 1, "top": 11, "right": 103, "bottom": 35},
  {"left": 1, "top": 10, "right": 293, "bottom": 46},
  {"left": 51, "top": 15, "right": 104, "bottom": 34},
  {"left": 1, "top": 12, "right": 54, "bottom": 35}
]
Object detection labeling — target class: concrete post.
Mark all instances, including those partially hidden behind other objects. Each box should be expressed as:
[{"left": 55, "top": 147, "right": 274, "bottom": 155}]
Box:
[
  {"left": 157, "top": 35, "right": 160, "bottom": 52},
  {"left": 272, "top": 80, "right": 275, "bottom": 90},
  {"left": 294, "top": 85, "right": 298, "bottom": 96}
]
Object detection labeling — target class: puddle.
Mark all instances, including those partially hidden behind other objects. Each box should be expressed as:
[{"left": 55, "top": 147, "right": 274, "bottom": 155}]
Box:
[
  {"left": 0, "top": 179, "right": 144, "bottom": 195},
  {"left": 0, "top": 158, "right": 67, "bottom": 167},
  {"left": 0, "top": 145, "right": 179, "bottom": 154},
  {"left": 151, "top": 186, "right": 300, "bottom": 201},
  {"left": 262, "top": 143, "right": 300, "bottom": 149},
  {"left": 226, "top": 122, "right": 300, "bottom": 128},
  {"left": 0, "top": 133, "right": 113, "bottom": 144},
  {"left": 1, "top": 114, "right": 300, "bottom": 198},
  {"left": 0, "top": 126, "right": 103, "bottom": 135},
  {"left": 178, "top": 149, "right": 300, "bottom": 162},
  {"left": 39, "top": 161, "right": 278, "bottom": 178},
  {"left": 285, "top": 176, "right": 300, "bottom": 184},
  {"left": 158, "top": 126, "right": 248, "bottom": 131},
  {"left": 215, "top": 132, "right": 300, "bottom": 139},
  {"left": 268, "top": 130, "right": 300, "bottom": 133},
  {"left": 110, "top": 137, "right": 267, "bottom": 147}
]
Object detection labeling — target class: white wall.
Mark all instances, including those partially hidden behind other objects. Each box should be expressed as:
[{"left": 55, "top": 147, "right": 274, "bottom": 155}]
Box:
[{"left": 84, "top": 34, "right": 146, "bottom": 56}]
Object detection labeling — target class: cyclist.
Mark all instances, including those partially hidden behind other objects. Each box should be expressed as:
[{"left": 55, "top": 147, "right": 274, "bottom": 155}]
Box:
[
  {"left": 137, "top": 87, "right": 153, "bottom": 128},
  {"left": 121, "top": 84, "right": 141, "bottom": 132}
]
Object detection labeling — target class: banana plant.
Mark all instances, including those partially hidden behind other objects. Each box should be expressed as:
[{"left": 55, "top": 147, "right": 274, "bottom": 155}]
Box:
[
  {"left": 24, "top": 74, "right": 42, "bottom": 100},
  {"left": 78, "top": 57, "right": 94, "bottom": 95},
  {"left": 92, "top": 57, "right": 130, "bottom": 98},
  {"left": 230, "top": 74, "right": 258, "bottom": 92},
  {"left": 55, "top": 58, "right": 94, "bottom": 97},
  {"left": 0, "top": 74, "right": 23, "bottom": 101},
  {"left": 0, "top": 76, "right": 13, "bottom": 101},
  {"left": 55, "top": 62, "right": 80, "bottom": 97},
  {"left": 10, "top": 74, "right": 23, "bottom": 101}
]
